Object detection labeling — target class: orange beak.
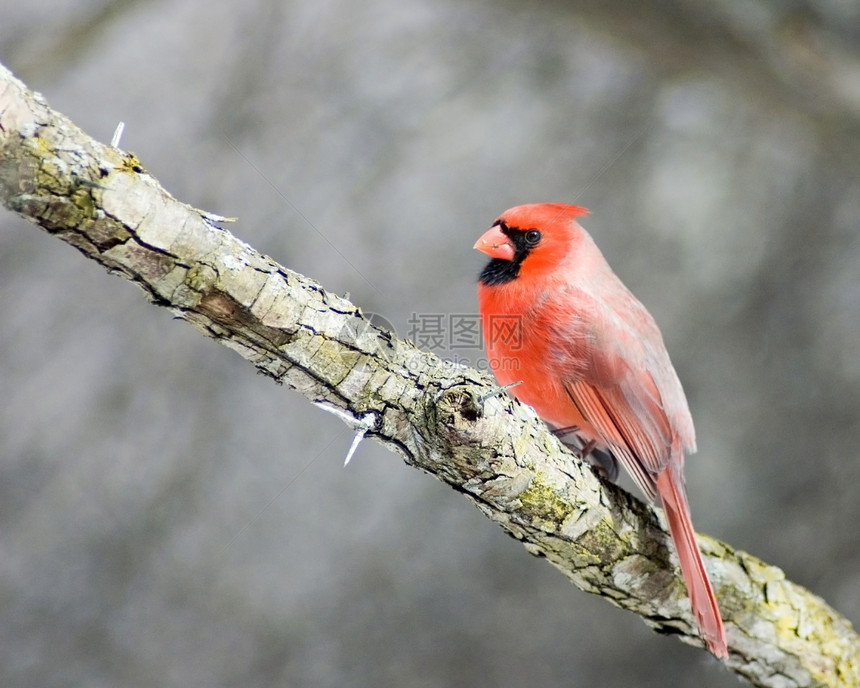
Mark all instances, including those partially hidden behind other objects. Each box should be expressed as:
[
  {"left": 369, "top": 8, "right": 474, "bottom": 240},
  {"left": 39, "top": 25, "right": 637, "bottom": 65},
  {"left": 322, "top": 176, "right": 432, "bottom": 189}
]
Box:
[{"left": 473, "top": 225, "right": 515, "bottom": 261}]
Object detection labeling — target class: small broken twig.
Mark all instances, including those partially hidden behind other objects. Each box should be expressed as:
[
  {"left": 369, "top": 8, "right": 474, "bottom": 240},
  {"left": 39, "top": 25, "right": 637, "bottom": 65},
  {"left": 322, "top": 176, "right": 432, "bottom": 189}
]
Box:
[{"left": 313, "top": 402, "right": 379, "bottom": 465}]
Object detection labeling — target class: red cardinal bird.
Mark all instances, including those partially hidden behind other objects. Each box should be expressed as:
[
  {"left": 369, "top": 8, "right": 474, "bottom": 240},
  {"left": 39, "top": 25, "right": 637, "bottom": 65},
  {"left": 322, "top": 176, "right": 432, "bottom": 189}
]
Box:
[{"left": 474, "top": 203, "right": 727, "bottom": 658}]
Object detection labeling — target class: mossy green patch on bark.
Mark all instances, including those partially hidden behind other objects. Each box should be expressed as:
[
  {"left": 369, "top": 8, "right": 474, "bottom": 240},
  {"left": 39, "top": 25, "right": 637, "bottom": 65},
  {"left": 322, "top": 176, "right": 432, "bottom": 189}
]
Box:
[
  {"left": 185, "top": 263, "right": 218, "bottom": 293},
  {"left": 518, "top": 473, "right": 573, "bottom": 528}
]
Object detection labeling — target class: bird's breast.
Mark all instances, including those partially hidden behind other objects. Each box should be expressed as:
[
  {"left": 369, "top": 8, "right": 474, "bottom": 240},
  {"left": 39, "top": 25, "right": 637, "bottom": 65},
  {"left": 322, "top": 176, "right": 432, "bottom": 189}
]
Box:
[{"left": 478, "top": 281, "right": 595, "bottom": 433}]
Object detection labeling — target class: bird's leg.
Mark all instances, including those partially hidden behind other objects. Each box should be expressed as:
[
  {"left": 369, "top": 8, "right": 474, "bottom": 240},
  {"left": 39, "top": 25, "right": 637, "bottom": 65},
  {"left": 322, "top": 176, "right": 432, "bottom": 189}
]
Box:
[
  {"left": 553, "top": 426, "right": 619, "bottom": 482},
  {"left": 552, "top": 426, "right": 595, "bottom": 458},
  {"left": 579, "top": 438, "right": 597, "bottom": 459},
  {"left": 586, "top": 447, "right": 619, "bottom": 482}
]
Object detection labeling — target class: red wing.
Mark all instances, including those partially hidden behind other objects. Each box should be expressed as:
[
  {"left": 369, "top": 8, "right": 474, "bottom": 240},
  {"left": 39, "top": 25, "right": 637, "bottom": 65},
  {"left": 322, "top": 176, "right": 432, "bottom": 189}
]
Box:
[
  {"left": 564, "top": 379, "right": 661, "bottom": 501},
  {"left": 548, "top": 283, "right": 692, "bottom": 501}
]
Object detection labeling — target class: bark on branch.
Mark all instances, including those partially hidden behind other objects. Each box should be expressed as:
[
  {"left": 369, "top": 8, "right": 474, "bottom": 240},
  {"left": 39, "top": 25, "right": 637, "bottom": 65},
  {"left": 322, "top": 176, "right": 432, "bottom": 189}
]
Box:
[{"left": 1, "top": 62, "right": 857, "bottom": 688}]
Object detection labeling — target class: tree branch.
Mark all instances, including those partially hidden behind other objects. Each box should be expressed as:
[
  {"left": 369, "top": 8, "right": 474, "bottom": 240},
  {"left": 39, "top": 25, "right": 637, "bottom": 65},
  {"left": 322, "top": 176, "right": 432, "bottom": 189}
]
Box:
[{"left": 1, "top": 62, "right": 856, "bottom": 688}]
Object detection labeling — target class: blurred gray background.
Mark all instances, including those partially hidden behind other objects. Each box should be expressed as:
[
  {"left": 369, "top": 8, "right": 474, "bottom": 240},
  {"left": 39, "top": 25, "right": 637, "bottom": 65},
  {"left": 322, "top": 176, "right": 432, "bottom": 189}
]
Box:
[{"left": 2, "top": 1, "right": 860, "bottom": 686}]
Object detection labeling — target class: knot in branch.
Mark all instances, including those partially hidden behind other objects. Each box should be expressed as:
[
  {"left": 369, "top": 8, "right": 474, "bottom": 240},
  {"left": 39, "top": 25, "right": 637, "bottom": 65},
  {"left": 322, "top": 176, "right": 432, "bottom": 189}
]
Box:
[{"left": 432, "top": 384, "right": 485, "bottom": 440}]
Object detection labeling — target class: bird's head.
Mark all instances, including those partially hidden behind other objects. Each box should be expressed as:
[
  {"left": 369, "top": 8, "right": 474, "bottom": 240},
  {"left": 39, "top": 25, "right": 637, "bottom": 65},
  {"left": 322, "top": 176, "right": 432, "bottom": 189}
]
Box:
[{"left": 474, "top": 203, "right": 589, "bottom": 286}]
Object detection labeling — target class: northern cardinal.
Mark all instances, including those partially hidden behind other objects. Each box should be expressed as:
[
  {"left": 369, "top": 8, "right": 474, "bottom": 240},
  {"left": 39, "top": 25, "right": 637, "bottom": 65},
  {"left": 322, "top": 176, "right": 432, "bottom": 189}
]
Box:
[{"left": 474, "top": 203, "right": 727, "bottom": 658}]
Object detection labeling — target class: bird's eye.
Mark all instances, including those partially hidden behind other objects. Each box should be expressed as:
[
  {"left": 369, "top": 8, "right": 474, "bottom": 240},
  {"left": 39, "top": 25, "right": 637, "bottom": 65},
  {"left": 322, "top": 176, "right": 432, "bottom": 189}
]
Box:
[{"left": 525, "top": 229, "right": 541, "bottom": 246}]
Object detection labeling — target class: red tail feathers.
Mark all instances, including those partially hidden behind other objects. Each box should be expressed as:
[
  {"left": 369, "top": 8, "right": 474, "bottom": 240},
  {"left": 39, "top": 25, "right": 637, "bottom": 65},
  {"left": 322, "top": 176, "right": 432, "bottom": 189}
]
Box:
[{"left": 656, "top": 466, "right": 728, "bottom": 658}]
